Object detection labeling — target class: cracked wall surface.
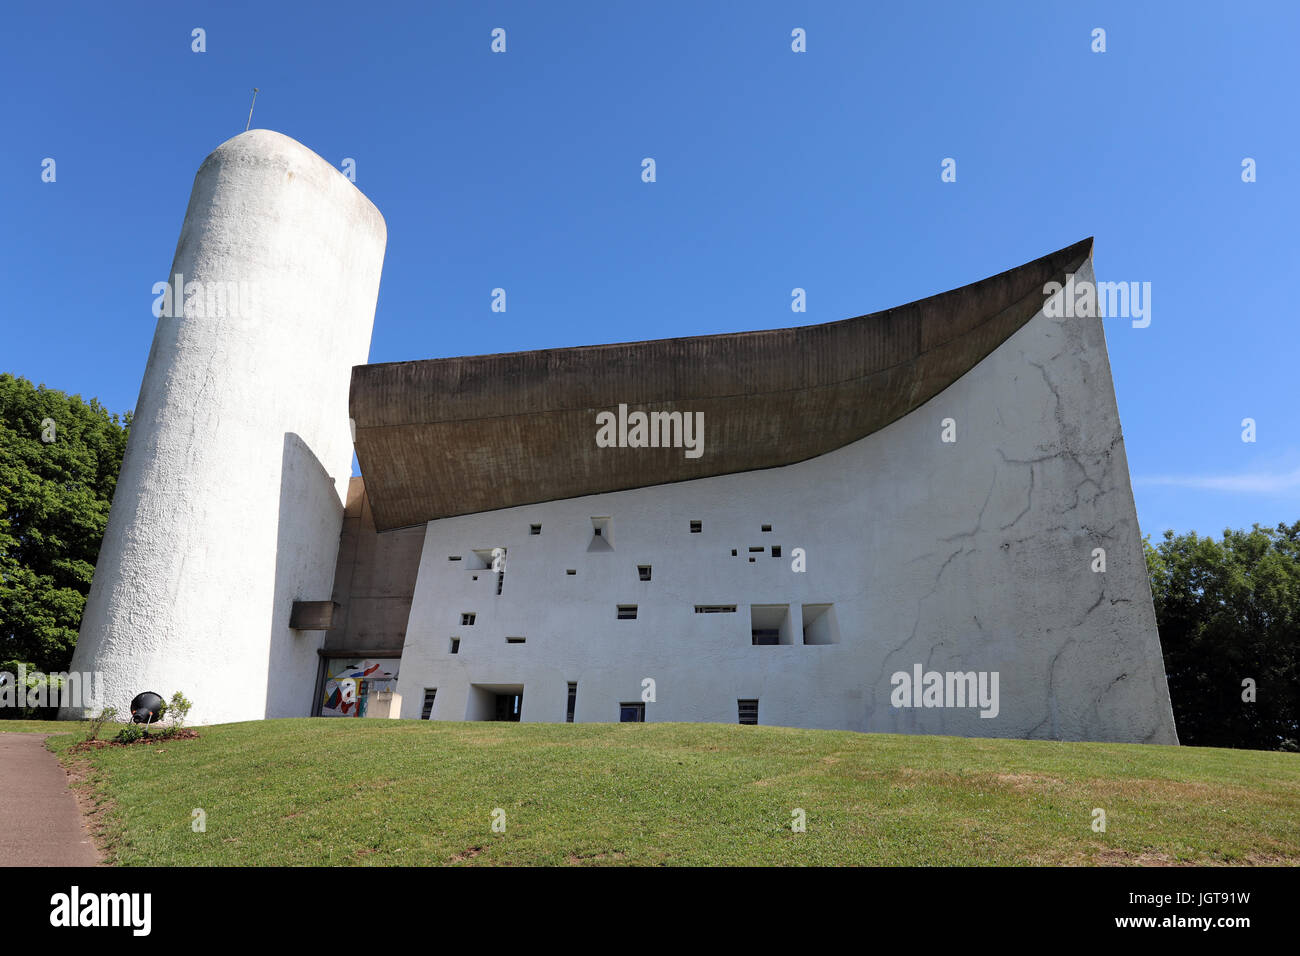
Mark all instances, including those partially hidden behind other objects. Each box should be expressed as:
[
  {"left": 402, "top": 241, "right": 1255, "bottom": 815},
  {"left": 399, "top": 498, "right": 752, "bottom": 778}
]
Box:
[{"left": 396, "top": 254, "right": 1177, "bottom": 744}]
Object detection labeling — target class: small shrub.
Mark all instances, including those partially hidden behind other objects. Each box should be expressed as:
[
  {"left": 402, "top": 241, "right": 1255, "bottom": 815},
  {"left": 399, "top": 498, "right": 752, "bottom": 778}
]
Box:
[
  {"left": 167, "top": 692, "right": 193, "bottom": 728},
  {"left": 87, "top": 706, "right": 118, "bottom": 742},
  {"left": 114, "top": 724, "right": 144, "bottom": 744}
]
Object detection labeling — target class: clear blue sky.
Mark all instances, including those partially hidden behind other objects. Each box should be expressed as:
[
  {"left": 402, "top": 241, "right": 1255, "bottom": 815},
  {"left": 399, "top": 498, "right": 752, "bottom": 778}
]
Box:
[{"left": 3, "top": 1, "right": 1296, "bottom": 539}]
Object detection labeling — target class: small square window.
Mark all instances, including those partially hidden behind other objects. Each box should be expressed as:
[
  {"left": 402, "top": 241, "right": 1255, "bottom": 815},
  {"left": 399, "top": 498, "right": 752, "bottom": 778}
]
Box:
[
  {"left": 617, "top": 605, "right": 638, "bottom": 620},
  {"left": 619, "top": 702, "right": 645, "bottom": 722},
  {"left": 689, "top": 520, "right": 702, "bottom": 533},
  {"left": 637, "top": 565, "right": 652, "bottom": 582},
  {"left": 771, "top": 546, "right": 782, "bottom": 558},
  {"left": 461, "top": 613, "right": 476, "bottom": 626},
  {"left": 450, "top": 638, "right": 460, "bottom": 654},
  {"left": 530, "top": 523, "right": 541, "bottom": 535}
]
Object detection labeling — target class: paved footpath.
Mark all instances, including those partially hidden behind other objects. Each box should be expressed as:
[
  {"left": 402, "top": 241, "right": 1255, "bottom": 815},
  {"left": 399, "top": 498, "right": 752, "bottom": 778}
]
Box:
[{"left": 0, "top": 733, "right": 100, "bottom": 866}]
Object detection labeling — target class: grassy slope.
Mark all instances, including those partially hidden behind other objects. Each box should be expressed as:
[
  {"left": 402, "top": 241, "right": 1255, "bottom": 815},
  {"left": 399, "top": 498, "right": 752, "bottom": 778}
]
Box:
[
  {"left": 37, "top": 719, "right": 1300, "bottom": 866},
  {"left": 0, "top": 719, "right": 93, "bottom": 733}
]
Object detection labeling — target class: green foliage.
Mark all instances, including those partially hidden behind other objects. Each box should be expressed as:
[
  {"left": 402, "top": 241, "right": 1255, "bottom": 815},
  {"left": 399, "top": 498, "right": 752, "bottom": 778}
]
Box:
[
  {"left": 113, "top": 724, "right": 144, "bottom": 744},
  {"left": 0, "top": 373, "right": 130, "bottom": 678},
  {"left": 1146, "top": 522, "right": 1300, "bottom": 751},
  {"left": 87, "top": 705, "right": 118, "bottom": 741},
  {"left": 167, "top": 691, "right": 192, "bottom": 727}
]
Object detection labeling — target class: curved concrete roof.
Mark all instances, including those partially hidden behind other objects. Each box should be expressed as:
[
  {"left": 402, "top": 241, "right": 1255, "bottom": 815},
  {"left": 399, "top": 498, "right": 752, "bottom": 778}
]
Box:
[{"left": 351, "top": 238, "right": 1093, "bottom": 531}]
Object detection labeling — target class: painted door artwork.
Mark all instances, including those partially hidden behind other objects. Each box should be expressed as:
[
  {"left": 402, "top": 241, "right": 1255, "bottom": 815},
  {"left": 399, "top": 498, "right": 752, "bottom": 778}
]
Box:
[{"left": 320, "top": 659, "right": 399, "bottom": 717}]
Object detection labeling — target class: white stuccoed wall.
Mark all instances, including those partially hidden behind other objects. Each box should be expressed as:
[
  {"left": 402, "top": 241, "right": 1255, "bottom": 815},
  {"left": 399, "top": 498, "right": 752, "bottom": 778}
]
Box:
[
  {"left": 396, "top": 256, "right": 1178, "bottom": 744},
  {"left": 65, "top": 130, "right": 386, "bottom": 724}
]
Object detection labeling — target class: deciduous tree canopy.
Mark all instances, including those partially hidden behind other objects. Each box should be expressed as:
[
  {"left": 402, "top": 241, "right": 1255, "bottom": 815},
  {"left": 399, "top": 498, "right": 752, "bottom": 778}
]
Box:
[
  {"left": 0, "top": 373, "right": 130, "bottom": 675},
  {"left": 1147, "top": 523, "right": 1300, "bottom": 751}
]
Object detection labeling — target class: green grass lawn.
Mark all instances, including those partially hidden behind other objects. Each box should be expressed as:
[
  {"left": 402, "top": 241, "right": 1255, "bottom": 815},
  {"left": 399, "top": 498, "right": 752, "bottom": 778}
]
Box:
[
  {"left": 33, "top": 718, "right": 1300, "bottom": 866},
  {"left": 0, "top": 719, "right": 94, "bottom": 734}
]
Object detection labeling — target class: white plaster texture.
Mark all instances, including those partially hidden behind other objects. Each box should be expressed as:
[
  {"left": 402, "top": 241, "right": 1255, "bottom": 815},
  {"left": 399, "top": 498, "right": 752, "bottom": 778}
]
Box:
[
  {"left": 64, "top": 130, "right": 386, "bottom": 724},
  {"left": 395, "top": 256, "right": 1178, "bottom": 744}
]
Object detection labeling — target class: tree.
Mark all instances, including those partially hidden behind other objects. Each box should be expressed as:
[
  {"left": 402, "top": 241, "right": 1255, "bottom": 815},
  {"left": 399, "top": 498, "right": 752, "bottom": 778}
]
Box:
[
  {"left": 1146, "top": 522, "right": 1300, "bottom": 751},
  {"left": 0, "top": 374, "right": 130, "bottom": 680}
]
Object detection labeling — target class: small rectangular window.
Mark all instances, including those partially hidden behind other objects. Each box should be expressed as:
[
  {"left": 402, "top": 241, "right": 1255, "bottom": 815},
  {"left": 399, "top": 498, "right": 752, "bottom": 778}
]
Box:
[
  {"left": 617, "top": 605, "right": 638, "bottom": 620},
  {"left": 761, "top": 524, "right": 772, "bottom": 533},
  {"left": 566, "top": 569, "right": 576, "bottom": 575},
  {"left": 637, "top": 565, "right": 652, "bottom": 582},
  {"left": 566, "top": 682, "right": 577, "bottom": 723},
  {"left": 506, "top": 636, "right": 526, "bottom": 644},
  {"left": 448, "top": 555, "right": 462, "bottom": 562},
  {"left": 694, "top": 605, "right": 737, "bottom": 613},
  {"left": 689, "top": 520, "right": 702, "bottom": 533},
  {"left": 749, "top": 547, "right": 764, "bottom": 553},
  {"left": 530, "top": 523, "right": 541, "bottom": 535},
  {"left": 450, "top": 638, "right": 460, "bottom": 654},
  {"left": 619, "top": 702, "right": 646, "bottom": 722},
  {"left": 421, "top": 689, "right": 437, "bottom": 720},
  {"left": 731, "top": 549, "right": 737, "bottom": 556},
  {"left": 461, "top": 612, "right": 476, "bottom": 626},
  {"left": 738, "top": 699, "right": 758, "bottom": 725}
]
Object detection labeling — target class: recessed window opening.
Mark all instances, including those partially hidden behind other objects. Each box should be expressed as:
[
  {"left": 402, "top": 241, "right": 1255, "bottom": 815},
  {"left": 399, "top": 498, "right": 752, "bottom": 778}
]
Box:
[
  {"left": 617, "top": 605, "right": 638, "bottom": 620},
  {"left": 771, "top": 546, "right": 782, "bottom": 558},
  {"left": 448, "top": 555, "right": 462, "bottom": 562},
  {"left": 801, "top": 604, "right": 839, "bottom": 645},
  {"left": 421, "top": 689, "right": 437, "bottom": 720},
  {"left": 566, "top": 569, "right": 576, "bottom": 575},
  {"left": 694, "top": 604, "right": 737, "bottom": 613},
  {"left": 566, "top": 682, "right": 577, "bottom": 723},
  {"left": 589, "top": 516, "right": 613, "bottom": 552},
  {"left": 761, "top": 525, "right": 772, "bottom": 533},
  {"left": 450, "top": 638, "right": 460, "bottom": 654},
  {"left": 619, "top": 702, "right": 645, "bottom": 722},
  {"left": 637, "top": 565, "right": 652, "bottom": 582},
  {"left": 507, "top": 636, "right": 526, "bottom": 644},
  {"left": 738, "top": 699, "right": 758, "bottom": 725},
  {"left": 689, "top": 520, "right": 702, "bottom": 533},
  {"left": 529, "top": 523, "right": 541, "bottom": 535},
  {"left": 751, "top": 604, "right": 793, "bottom": 645},
  {"left": 461, "top": 612, "right": 476, "bottom": 626}
]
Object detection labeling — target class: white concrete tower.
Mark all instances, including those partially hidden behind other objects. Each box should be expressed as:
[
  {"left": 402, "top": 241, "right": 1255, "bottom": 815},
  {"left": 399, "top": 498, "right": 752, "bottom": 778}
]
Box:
[{"left": 64, "top": 130, "right": 386, "bottom": 724}]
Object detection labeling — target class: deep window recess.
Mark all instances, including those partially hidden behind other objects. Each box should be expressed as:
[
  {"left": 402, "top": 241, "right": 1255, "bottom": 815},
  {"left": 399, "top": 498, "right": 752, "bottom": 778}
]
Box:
[
  {"left": 450, "top": 638, "right": 460, "bottom": 654},
  {"left": 738, "top": 699, "right": 758, "bottom": 725},
  {"left": 448, "top": 555, "right": 462, "bottom": 562},
  {"left": 530, "top": 523, "right": 541, "bottom": 535},
  {"left": 771, "top": 546, "right": 782, "bottom": 557},
  {"left": 421, "top": 689, "right": 437, "bottom": 720},
  {"left": 689, "top": 520, "right": 702, "bottom": 533},
  {"left": 751, "top": 604, "right": 793, "bottom": 644},
  {"left": 566, "top": 682, "right": 577, "bottom": 723},
  {"left": 761, "top": 525, "right": 772, "bottom": 533},
  {"left": 461, "top": 613, "right": 476, "bottom": 626},
  {"left": 637, "top": 565, "right": 652, "bottom": 582},
  {"left": 694, "top": 605, "right": 737, "bottom": 613},
  {"left": 619, "top": 702, "right": 646, "bottom": 722},
  {"left": 506, "top": 636, "right": 526, "bottom": 644},
  {"left": 566, "top": 569, "right": 576, "bottom": 575},
  {"left": 589, "top": 517, "right": 613, "bottom": 552},
  {"left": 617, "top": 605, "right": 638, "bottom": 620}
]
